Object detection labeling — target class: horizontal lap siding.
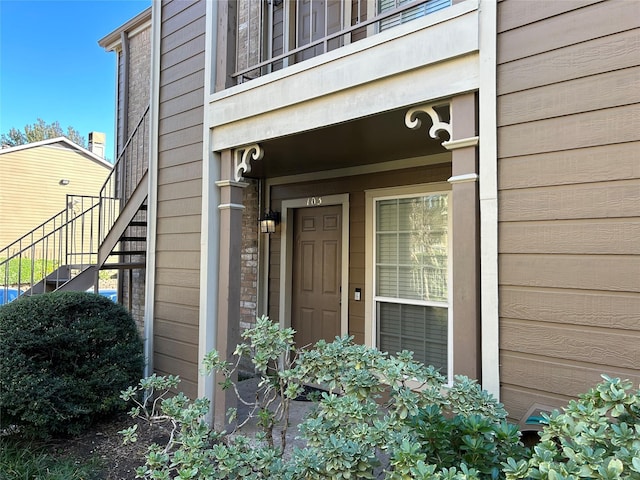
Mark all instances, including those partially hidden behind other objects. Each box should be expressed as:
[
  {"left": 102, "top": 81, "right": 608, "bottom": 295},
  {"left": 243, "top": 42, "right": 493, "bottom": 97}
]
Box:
[
  {"left": 154, "top": 0, "right": 205, "bottom": 399},
  {"left": 497, "top": 0, "right": 640, "bottom": 423},
  {"left": 0, "top": 146, "right": 110, "bottom": 248}
]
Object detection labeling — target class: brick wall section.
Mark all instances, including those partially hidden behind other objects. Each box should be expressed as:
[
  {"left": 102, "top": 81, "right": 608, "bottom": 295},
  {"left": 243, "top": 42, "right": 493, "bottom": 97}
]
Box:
[
  {"left": 119, "top": 22, "right": 151, "bottom": 331},
  {"left": 240, "top": 180, "right": 259, "bottom": 331},
  {"left": 121, "top": 267, "right": 146, "bottom": 336},
  {"left": 127, "top": 26, "right": 151, "bottom": 139}
]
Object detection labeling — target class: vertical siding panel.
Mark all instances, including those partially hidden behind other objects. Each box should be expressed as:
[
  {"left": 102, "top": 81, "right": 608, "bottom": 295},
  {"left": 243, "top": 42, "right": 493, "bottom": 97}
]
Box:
[
  {"left": 497, "top": 0, "right": 640, "bottom": 424},
  {"left": 154, "top": 0, "right": 205, "bottom": 399}
]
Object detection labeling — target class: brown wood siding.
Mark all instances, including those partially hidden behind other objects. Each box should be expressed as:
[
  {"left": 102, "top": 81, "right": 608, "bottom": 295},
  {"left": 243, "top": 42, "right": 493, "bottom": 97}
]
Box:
[
  {"left": 154, "top": 0, "right": 205, "bottom": 399},
  {"left": 0, "top": 145, "right": 111, "bottom": 248},
  {"left": 267, "top": 161, "right": 451, "bottom": 344},
  {"left": 497, "top": 0, "right": 640, "bottom": 424}
]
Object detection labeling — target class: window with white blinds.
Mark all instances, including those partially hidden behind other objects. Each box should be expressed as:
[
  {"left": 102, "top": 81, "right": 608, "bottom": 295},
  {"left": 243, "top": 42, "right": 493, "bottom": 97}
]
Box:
[
  {"left": 374, "top": 193, "right": 449, "bottom": 375},
  {"left": 379, "top": 0, "right": 452, "bottom": 31}
]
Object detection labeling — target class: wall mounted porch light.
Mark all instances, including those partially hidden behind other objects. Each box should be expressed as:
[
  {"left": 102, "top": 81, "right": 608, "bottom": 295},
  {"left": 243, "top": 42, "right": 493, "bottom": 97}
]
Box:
[{"left": 259, "top": 210, "right": 280, "bottom": 234}]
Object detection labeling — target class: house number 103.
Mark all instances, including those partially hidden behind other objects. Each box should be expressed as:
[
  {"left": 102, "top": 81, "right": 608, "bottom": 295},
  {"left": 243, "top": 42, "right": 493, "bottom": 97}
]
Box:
[{"left": 306, "top": 196, "right": 323, "bottom": 206}]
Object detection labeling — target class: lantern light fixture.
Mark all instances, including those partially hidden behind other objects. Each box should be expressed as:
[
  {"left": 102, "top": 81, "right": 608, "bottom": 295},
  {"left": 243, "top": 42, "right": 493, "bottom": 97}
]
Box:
[{"left": 259, "top": 210, "right": 280, "bottom": 234}]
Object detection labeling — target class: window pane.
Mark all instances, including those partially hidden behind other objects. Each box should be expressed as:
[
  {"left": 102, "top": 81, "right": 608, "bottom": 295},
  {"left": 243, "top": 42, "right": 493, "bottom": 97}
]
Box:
[
  {"left": 376, "top": 232, "right": 398, "bottom": 264},
  {"left": 398, "top": 197, "right": 414, "bottom": 231},
  {"left": 379, "top": 0, "right": 452, "bottom": 31},
  {"left": 377, "top": 199, "right": 397, "bottom": 231},
  {"left": 376, "top": 266, "right": 397, "bottom": 297},
  {"left": 375, "top": 193, "right": 448, "bottom": 302},
  {"left": 378, "top": 302, "right": 447, "bottom": 375}
]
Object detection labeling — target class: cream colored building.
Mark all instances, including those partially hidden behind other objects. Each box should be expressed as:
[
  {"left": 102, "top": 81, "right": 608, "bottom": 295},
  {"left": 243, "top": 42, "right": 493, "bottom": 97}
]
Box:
[{"left": 0, "top": 137, "right": 111, "bottom": 251}]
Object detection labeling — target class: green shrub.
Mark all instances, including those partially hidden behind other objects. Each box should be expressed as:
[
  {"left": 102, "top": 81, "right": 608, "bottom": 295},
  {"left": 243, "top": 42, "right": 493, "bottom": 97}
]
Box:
[
  {"left": 122, "top": 316, "right": 526, "bottom": 479},
  {"left": 0, "top": 291, "right": 144, "bottom": 439},
  {"left": 288, "top": 337, "right": 526, "bottom": 479},
  {"left": 503, "top": 375, "right": 640, "bottom": 480}
]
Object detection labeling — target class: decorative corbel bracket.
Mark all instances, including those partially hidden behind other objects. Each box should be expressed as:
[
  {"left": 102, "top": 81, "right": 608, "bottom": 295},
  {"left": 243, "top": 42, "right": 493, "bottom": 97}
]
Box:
[
  {"left": 405, "top": 103, "right": 452, "bottom": 145},
  {"left": 234, "top": 143, "right": 264, "bottom": 182}
]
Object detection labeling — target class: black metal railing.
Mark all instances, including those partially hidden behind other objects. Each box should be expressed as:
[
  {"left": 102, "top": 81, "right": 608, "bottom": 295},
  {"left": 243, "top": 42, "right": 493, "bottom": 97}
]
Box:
[
  {"left": 98, "top": 105, "right": 150, "bottom": 247},
  {"left": 233, "top": 0, "right": 450, "bottom": 83},
  {"left": 0, "top": 195, "right": 100, "bottom": 302},
  {"left": 0, "top": 106, "right": 151, "bottom": 305}
]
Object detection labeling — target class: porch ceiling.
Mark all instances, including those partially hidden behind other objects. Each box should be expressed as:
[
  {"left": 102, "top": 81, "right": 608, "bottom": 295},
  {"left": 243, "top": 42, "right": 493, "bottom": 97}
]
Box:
[{"left": 244, "top": 107, "right": 448, "bottom": 179}]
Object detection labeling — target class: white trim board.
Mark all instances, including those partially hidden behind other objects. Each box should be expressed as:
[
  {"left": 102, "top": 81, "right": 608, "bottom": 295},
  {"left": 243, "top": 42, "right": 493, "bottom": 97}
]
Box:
[
  {"left": 142, "top": 0, "right": 162, "bottom": 380},
  {"left": 478, "top": 0, "right": 499, "bottom": 399}
]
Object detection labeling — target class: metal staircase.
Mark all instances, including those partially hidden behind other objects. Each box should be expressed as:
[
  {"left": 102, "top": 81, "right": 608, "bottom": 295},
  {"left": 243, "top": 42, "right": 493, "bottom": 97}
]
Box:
[{"left": 0, "top": 106, "right": 150, "bottom": 304}]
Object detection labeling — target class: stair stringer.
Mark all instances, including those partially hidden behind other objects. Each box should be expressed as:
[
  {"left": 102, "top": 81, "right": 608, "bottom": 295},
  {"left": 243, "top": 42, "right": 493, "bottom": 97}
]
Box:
[
  {"left": 22, "top": 265, "right": 72, "bottom": 296},
  {"left": 56, "top": 265, "right": 98, "bottom": 292},
  {"left": 98, "top": 170, "right": 148, "bottom": 268}
]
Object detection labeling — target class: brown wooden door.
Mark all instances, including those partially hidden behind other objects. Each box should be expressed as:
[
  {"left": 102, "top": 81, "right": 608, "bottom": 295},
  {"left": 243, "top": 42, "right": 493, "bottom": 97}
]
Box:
[{"left": 291, "top": 205, "right": 342, "bottom": 348}]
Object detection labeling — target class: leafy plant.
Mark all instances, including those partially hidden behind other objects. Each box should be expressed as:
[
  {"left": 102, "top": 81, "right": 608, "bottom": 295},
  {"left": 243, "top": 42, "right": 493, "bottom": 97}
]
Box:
[
  {"left": 288, "top": 339, "right": 523, "bottom": 479},
  {"left": 503, "top": 375, "right": 640, "bottom": 480},
  {"left": 0, "top": 291, "right": 144, "bottom": 439},
  {"left": 122, "top": 316, "right": 526, "bottom": 479}
]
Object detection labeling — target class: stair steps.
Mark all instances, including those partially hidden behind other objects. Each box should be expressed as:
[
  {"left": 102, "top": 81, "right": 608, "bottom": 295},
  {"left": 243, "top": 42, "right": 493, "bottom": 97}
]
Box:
[{"left": 119, "top": 236, "right": 147, "bottom": 242}]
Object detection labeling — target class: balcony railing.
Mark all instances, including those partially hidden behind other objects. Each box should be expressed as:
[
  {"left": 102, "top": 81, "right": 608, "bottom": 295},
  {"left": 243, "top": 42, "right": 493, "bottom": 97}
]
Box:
[{"left": 234, "top": 0, "right": 450, "bottom": 83}]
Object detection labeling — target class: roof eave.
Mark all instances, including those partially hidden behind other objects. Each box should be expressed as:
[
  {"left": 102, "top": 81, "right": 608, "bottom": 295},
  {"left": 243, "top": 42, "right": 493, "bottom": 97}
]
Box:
[
  {"left": 98, "top": 6, "right": 152, "bottom": 51},
  {"left": 0, "top": 137, "right": 113, "bottom": 169}
]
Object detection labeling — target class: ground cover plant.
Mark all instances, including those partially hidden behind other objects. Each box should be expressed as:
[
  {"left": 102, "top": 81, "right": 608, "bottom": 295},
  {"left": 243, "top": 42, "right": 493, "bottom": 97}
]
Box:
[
  {"left": 0, "top": 291, "right": 144, "bottom": 439},
  {"left": 0, "top": 437, "right": 100, "bottom": 480},
  {"left": 2, "top": 313, "right": 638, "bottom": 479}
]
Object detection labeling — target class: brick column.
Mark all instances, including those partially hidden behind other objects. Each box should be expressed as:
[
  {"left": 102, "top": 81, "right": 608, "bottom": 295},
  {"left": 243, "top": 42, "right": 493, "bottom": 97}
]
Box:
[{"left": 213, "top": 149, "right": 247, "bottom": 429}]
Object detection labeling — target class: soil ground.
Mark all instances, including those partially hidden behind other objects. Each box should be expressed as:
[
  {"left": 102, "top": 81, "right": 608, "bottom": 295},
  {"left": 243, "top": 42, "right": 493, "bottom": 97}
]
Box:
[
  {"left": 48, "top": 413, "right": 169, "bottom": 480},
  {"left": 44, "top": 378, "right": 312, "bottom": 479}
]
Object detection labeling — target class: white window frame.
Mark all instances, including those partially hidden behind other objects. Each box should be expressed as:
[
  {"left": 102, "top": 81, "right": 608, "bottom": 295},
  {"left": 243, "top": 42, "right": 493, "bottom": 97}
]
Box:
[{"left": 365, "top": 182, "right": 453, "bottom": 383}]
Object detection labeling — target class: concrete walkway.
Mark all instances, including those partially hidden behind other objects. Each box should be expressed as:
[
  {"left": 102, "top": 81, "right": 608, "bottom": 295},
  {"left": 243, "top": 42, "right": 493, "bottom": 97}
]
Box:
[{"left": 230, "top": 377, "right": 313, "bottom": 451}]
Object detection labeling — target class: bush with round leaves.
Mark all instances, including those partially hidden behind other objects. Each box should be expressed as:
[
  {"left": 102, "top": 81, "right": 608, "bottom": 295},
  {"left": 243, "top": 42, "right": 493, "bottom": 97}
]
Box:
[
  {"left": 0, "top": 291, "right": 144, "bottom": 438},
  {"left": 121, "top": 316, "right": 529, "bottom": 479},
  {"left": 503, "top": 375, "right": 640, "bottom": 480}
]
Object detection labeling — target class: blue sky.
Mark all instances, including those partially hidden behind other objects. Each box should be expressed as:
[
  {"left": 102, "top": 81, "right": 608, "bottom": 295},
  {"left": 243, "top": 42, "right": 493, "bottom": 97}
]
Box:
[{"left": 0, "top": 0, "right": 151, "bottom": 162}]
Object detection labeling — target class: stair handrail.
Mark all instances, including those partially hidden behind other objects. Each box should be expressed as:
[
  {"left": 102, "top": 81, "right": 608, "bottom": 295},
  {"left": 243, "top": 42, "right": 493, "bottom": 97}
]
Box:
[
  {"left": 0, "top": 208, "right": 67, "bottom": 269},
  {"left": 1, "top": 105, "right": 150, "bottom": 304},
  {"left": 98, "top": 105, "right": 150, "bottom": 248},
  {"left": 1, "top": 196, "right": 100, "bottom": 301}
]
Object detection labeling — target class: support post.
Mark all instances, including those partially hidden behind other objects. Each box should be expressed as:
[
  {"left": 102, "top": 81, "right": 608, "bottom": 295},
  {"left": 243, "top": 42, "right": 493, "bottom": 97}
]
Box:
[
  {"left": 213, "top": 149, "right": 247, "bottom": 429},
  {"left": 446, "top": 93, "right": 481, "bottom": 380}
]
